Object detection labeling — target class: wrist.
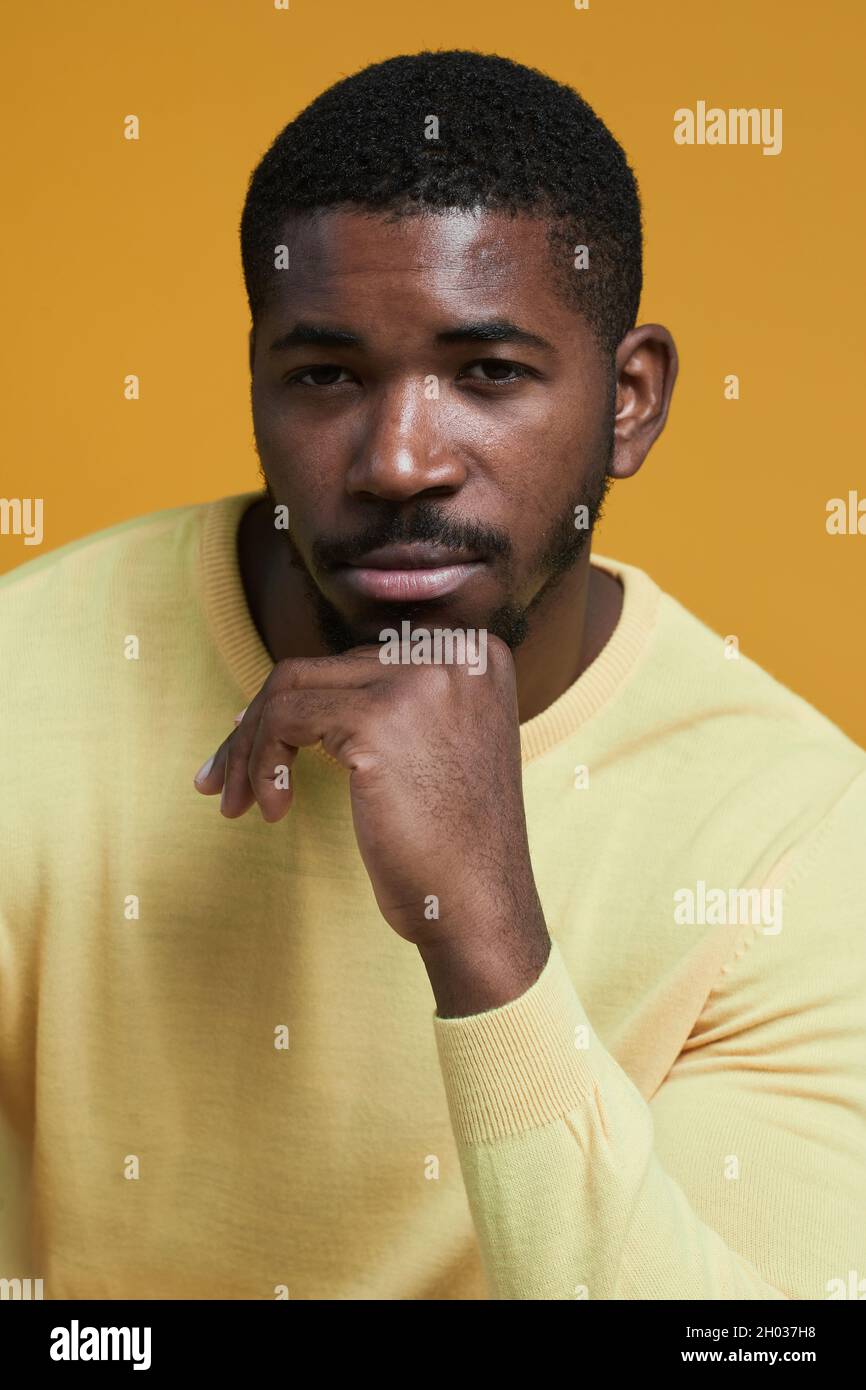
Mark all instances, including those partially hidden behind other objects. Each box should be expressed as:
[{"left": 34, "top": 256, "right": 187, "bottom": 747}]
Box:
[{"left": 418, "top": 919, "right": 552, "bottom": 1019}]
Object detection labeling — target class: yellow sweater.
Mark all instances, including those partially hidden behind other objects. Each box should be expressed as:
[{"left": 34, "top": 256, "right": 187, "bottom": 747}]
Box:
[{"left": 1, "top": 492, "right": 865, "bottom": 1301}]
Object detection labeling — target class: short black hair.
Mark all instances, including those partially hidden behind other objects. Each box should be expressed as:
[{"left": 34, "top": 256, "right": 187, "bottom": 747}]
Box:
[{"left": 240, "top": 49, "right": 643, "bottom": 358}]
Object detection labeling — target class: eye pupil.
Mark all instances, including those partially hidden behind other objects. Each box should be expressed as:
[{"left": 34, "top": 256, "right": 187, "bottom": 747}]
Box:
[{"left": 309, "top": 366, "right": 342, "bottom": 385}]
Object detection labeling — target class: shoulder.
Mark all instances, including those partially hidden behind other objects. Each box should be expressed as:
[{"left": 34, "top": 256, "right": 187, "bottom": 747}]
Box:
[
  {"left": 0, "top": 493, "right": 254, "bottom": 725},
  {"left": 0, "top": 499, "right": 204, "bottom": 618},
  {"left": 0, "top": 491, "right": 257, "bottom": 651},
  {"left": 657, "top": 580, "right": 865, "bottom": 785},
  {"left": 594, "top": 552, "right": 866, "bottom": 874}
]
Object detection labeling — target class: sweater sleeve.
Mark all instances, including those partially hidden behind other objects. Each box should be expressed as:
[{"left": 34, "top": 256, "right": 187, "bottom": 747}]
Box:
[{"left": 432, "top": 774, "right": 866, "bottom": 1300}]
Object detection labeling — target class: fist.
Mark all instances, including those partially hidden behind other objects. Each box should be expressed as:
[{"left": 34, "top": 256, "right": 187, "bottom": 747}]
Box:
[{"left": 193, "top": 637, "right": 544, "bottom": 949}]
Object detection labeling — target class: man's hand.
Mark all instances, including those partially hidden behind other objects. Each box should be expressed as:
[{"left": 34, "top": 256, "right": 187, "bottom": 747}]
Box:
[{"left": 193, "top": 639, "right": 551, "bottom": 1013}]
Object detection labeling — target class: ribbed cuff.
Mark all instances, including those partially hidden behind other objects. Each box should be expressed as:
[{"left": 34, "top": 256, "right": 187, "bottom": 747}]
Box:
[{"left": 432, "top": 939, "right": 597, "bottom": 1145}]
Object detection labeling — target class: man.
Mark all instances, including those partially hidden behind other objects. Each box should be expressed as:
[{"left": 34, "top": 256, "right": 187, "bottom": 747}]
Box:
[{"left": 1, "top": 49, "right": 864, "bottom": 1301}]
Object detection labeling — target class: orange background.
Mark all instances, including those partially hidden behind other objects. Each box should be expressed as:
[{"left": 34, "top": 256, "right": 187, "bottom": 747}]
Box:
[{"left": 2, "top": 0, "right": 863, "bottom": 743}]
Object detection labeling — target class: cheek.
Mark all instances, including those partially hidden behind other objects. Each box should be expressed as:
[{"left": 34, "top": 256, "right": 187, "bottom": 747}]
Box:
[
  {"left": 268, "top": 467, "right": 338, "bottom": 534},
  {"left": 504, "top": 429, "right": 591, "bottom": 518},
  {"left": 500, "top": 441, "right": 598, "bottom": 577},
  {"left": 251, "top": 377, "right": 299, "bottom": 454},
  {"left": 251, "top": 388, "right": 338, "bottom": 502}
]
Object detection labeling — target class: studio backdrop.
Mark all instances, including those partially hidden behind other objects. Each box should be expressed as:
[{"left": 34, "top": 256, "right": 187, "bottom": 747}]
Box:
[{"left": 1, "top": 0, "right": 863, "bottom": 741}]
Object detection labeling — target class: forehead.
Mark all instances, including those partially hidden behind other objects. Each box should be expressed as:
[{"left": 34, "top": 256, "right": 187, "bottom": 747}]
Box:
[{"left": 261, "top": 208, "right": 589, "bottom": 339}]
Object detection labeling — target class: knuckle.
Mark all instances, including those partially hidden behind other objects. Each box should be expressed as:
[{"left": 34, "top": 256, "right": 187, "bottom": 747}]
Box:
[
  {"left": 484, "top": 634, "right": 515, "bottom": 682},
  {"left": 268, "top": 658, "right": 305, "bottom": 692},
  {"left": 261, "top": 688, "right": 290, "bottom": 724},
  {"left": 485, "top": 632, "right": 512, "bottom": 668}
]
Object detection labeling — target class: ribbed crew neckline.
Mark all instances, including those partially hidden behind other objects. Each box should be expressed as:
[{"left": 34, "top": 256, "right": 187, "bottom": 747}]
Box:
[{"left": 199, "top": 491, "right": 661, "bottom": 766}]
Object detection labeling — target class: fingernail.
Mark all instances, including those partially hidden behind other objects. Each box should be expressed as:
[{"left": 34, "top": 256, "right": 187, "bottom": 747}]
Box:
[
  {"left": 194, "top": 754, "right": 215, "bottom": 784},
  {"left": 233, "top": 708, "right": 247, "bottom": 726}
]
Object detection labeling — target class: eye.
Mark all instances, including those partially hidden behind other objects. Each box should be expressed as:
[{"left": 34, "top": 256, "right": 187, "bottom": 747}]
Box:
[
  {"left": 286, "top": 365, "right": 355, "bottom": 387},
  {"left": 459, "top": 359, "right": 535, "bottom": 385}
]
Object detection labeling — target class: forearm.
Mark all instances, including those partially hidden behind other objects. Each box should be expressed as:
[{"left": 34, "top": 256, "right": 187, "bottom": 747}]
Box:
[{"left": 430, "top": 933, "right": 865, "bottom": 1300}]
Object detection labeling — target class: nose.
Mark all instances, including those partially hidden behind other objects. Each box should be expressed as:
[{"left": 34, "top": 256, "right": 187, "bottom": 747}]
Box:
[{"left": 345, "top": 377, "right": 469, "bottom": 502}]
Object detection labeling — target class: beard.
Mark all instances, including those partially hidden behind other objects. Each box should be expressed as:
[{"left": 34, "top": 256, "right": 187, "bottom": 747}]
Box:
[{"left": 259, "top": 433, "right": 614, "bottom": 656}]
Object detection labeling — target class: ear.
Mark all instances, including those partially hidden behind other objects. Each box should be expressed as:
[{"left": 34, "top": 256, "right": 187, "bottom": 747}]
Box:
[{"left": 609, "top": 325, "right": 679, "bottom": 481}]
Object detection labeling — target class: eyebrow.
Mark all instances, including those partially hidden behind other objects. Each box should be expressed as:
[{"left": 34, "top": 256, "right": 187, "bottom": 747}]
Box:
[
  {"left": 269, "top": 323, "right": 363, "bottom": 352},
  {"left": 268, "top": 318, "right": 555, "bottom": 354},
  {"left": 436, "top": 320, "right": 554, "bottom": 352}
]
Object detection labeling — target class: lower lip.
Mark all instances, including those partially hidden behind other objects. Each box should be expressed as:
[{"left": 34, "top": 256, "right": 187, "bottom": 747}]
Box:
[{"left": 335, "top": 562, "right": 483, "bottom": 602}]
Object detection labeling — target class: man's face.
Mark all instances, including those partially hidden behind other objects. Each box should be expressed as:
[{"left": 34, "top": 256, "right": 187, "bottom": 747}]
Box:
[{"left": 250, "top": 208, "right": 615, "bottom": 652}]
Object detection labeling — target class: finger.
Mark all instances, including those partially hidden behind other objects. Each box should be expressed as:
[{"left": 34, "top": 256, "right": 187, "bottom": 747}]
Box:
[
  {"left": 200, "top": 650, "right": 377, "bottom": 795},
  {"left": 266, "top": 647, "right": 385, "bottom": 692},
  {"left": 247, "top": 723, "right": 299, "bottom": 823},
  {"left": 244, "top": 688, "right": 355, "bottom": 816},
  {"left": 193, "top": 731, "right": 234, "bottom": 796},
  {"left": 220, "top": 693, "right": 274, "bottom": 817},
  {"left": 193, "top": 691, "right": 267, "bottom": 799},
  {"left": 225, "top": 686, "right": 343, "bottom": 819}
]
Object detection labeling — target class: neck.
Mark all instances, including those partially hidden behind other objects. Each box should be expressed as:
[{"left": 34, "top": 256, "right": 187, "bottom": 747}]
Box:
[{"left": 237, "top": 497, "right": 623, "bottom": 724}]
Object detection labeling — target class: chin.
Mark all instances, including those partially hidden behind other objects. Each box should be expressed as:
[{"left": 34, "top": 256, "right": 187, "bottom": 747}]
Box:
[{"left": 316, "top": 592, "right": 532, "bottom": 657}]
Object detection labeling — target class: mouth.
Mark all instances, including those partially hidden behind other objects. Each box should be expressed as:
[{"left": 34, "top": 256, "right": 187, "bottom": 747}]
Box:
[{"left": 332, "top": 543, "right": 485, "bottom": 603}]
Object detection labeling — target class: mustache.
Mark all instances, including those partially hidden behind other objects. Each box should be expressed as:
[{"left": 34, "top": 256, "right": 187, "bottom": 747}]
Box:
[{"left": 308, "top": 503, "right": 512, "bottom": 571}]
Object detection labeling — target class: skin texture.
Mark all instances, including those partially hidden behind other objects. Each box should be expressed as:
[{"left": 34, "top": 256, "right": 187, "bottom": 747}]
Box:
[{"left": 194, "top": 208, "right": 678, "bottom": 1015}]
